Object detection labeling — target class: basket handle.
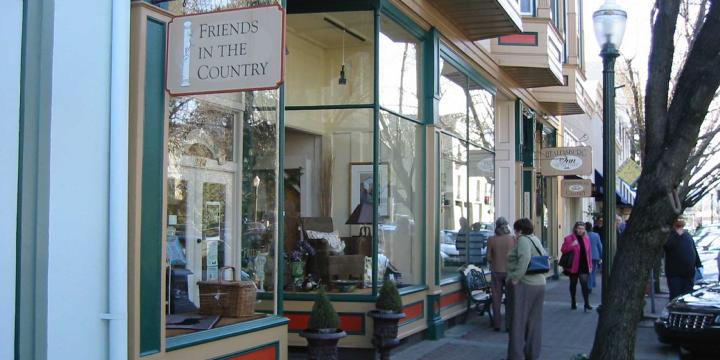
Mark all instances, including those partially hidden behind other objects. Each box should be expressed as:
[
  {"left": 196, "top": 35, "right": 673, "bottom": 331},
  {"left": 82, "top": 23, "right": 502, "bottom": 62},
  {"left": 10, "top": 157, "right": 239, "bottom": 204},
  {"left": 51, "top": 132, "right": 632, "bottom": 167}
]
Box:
[{"left": 219, "top": 266, "right": 235, "bottom": 282}]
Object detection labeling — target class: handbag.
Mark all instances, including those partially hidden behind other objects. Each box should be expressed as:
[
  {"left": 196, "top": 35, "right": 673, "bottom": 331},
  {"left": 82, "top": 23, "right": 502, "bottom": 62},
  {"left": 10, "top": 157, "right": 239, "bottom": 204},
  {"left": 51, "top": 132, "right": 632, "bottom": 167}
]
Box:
[
  {"left": 525, "top": 236, "right": 550, "bottom": 274},
  {"left": 559, "top": 251, "right": 574, "bottom": 271}
]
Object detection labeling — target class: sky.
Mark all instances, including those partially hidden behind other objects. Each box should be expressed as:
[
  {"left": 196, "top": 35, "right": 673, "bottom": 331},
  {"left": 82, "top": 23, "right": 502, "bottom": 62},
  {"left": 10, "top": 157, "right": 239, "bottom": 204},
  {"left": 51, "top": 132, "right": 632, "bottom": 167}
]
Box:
[{"left": 583, "top": 0, "right": 654, "bottom": 86}]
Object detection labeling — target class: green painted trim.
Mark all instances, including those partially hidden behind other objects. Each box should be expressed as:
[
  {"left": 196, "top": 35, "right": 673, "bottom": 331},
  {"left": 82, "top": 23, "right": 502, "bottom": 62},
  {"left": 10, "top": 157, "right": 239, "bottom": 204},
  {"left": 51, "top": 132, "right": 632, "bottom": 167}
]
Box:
[
  {"left": 380, "top": 2, "right": 425, "bottom": 40},
  {"left": 372, "top": 8, "right": 380, "bottom": 298},
  {"left": 212, "top": 342, "right": 280, "bottom": 360},
  {"left": 515, "top": 100, "right": 522, "bottom": 162},
  {"left": 285, "top": 104, "right": 375, "bottom": 111},
  {"left": 523, "top": 170, "right": 533, "bottom": 216},
  {"left": 286, "top": 311, "right": 366, "bottom": 335},
  {"left": 398, "top": 284, "right": 428, "bottom": 296},
  {"left": 166, "top": 316, "right": 289, "bottom": 352},
  {"left": 439, "top": 43, "right": 496, "bottom": 95},
  {"left": 434, "top": 136, "right": 441, "bottom": 286},
  {"left": 425, "top": 294, "right": 444, "bottom": 340},
  {"left": 423, "top": 28, "right": 439, "bottom": 126},
  {"left": 284, "top": 293, "right": 377, "bottom": 302},
  {"left": 286, "top": 0, "right": 379, "bottom": 14},
  {"left": 421, "top": 123, "right": 427, "bottom": 286},
  {"left": 398, "top": 300, "right": 425, "bottom": 327},
  {"left": 522, "top": 111, "right": 536, "bottom": 166},
  {"left": 378, "top": 106, "right": 423, "bottom": 125},
  {"left": 139, "top": 17, "right": 166, "bottom": 356},
  {"left": 278, "top": 26, "right": 286, "bottom": 316}
]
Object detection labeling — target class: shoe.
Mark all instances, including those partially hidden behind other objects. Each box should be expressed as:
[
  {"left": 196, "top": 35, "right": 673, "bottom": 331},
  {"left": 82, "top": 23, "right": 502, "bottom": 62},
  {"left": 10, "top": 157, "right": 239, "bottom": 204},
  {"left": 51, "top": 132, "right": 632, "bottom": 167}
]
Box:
[
  {"left": 494, "top": 327, "right": 500, "bottom": 332},
  {"left": 584, "top": 304, "right": 593, "bottom": 312},
  {"left": 571, "top": 303, "right": 577, "bottom": 310}
]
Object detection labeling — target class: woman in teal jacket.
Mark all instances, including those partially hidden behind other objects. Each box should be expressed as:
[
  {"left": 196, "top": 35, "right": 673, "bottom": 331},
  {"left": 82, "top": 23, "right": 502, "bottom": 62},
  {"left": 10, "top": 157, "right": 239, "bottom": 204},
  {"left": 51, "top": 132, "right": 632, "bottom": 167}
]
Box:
[{"left": 506, "top": 218, "right": 546, "bottom": 360}]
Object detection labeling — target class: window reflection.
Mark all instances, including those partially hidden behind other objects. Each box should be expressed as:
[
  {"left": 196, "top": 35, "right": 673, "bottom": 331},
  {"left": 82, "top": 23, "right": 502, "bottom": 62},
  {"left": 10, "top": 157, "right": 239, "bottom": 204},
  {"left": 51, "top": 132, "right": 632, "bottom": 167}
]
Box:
[
  {"left": 379, "top": 15, "right": 422, "bottom": 120},
  {"left": 439, "top": 59, "right": 468, "bottom": 140},
  {"left": 439, "top": 133, "right": 468, "bottom": 278}
]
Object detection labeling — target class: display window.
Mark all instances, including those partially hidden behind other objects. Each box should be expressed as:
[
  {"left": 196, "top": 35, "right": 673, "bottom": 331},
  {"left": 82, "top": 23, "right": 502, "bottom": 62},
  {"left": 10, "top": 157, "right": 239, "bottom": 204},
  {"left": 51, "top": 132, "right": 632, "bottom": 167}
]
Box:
[{"left": 437, "top": 48, "right": 495, "bottom": 282}]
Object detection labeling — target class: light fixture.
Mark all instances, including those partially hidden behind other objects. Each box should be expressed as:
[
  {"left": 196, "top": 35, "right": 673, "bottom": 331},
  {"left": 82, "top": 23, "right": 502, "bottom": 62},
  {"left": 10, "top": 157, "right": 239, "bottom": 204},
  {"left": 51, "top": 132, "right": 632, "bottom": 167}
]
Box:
[
  {"left": 592, "top": 0, "right": 628, "bottom": 51},
  {"left": 339, "top": 29, "right": 347, "bottom": 85}
]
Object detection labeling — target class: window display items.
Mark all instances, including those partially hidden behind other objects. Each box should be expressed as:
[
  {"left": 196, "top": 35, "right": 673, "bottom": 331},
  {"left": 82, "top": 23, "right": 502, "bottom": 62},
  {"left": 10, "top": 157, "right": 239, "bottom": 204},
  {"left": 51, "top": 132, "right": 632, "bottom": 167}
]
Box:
[{"left": 254, "top": 252, "right": 268, "bottom": 292}]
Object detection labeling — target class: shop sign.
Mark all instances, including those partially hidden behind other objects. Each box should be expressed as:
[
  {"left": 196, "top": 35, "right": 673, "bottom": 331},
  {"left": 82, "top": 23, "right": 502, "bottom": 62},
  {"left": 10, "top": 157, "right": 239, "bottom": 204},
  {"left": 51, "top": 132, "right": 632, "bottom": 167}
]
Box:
[
  {"left": 539, "top": 146, "right": 592, "bottom": 176},
  {"left": 618, "top": 159, "right": 641, "bottom": 185},
  {"left": 469, "top": 149, "right": 495, "bottom": 177},
  {"left": 562, "top": 179, "right": 593, "bottom": 198},
  {"left": 166, "top": 5, "right": 285, "bottom": 96}
]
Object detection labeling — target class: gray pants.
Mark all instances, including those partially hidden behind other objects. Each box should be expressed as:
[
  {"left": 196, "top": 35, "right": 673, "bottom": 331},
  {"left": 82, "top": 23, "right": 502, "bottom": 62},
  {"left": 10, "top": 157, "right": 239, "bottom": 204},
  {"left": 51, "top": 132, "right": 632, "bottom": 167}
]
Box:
[
  {"left": 507, "top": 282, "right": 545, "bottom": 360},
  {"left": 491, "top": 272, "right": 507, "bottom": 329}
]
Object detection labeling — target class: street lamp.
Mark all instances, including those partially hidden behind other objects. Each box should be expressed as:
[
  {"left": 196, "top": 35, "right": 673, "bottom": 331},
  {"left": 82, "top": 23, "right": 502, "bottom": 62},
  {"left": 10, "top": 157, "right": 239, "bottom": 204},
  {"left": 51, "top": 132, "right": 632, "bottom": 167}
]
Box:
[{"left": 593, "top": 0, "right": 626, "bottom": 304}]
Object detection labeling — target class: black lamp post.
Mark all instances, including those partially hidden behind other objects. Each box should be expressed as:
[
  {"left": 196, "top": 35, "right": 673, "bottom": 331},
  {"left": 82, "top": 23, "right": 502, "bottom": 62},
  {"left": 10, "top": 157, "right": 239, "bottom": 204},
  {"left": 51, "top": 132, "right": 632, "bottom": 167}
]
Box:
[{"left": 593, "top": 0, "right": 627, "bottom": 304}]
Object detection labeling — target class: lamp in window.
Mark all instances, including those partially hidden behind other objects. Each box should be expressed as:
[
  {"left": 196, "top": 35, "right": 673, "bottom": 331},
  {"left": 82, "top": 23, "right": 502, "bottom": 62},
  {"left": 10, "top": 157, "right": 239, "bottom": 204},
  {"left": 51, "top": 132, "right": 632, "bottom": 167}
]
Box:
[{"left": 346, "top": 200, "right": 373, "bottom": 237}]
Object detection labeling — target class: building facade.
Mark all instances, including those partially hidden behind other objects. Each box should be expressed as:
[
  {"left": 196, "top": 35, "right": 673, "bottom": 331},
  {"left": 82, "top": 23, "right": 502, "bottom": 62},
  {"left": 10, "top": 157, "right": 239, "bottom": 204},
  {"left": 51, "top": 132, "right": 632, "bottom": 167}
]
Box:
[{"left": 5, "top": 0, "right": 592, "bottom": 359}]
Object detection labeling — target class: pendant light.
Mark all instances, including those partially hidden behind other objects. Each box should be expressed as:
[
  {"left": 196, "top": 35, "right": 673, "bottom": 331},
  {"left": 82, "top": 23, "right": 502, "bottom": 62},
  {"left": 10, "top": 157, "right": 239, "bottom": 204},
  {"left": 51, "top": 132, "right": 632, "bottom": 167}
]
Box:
[{"left": 338, "top": 29, "right": 347, "bottom": 85}]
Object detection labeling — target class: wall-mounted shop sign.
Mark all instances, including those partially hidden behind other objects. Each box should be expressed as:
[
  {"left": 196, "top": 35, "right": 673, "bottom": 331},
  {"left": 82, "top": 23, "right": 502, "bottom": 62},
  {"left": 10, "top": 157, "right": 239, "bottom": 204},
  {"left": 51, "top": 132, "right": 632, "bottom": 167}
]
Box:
[
  {"left": 562, "top": 179, "right": 593, "bottom": 198},
  {"left": 539, "top": 146, "right": 592, "bottom": 176},
  {"left": 166, "top": 5, "right": 285, "bottom": 96}
]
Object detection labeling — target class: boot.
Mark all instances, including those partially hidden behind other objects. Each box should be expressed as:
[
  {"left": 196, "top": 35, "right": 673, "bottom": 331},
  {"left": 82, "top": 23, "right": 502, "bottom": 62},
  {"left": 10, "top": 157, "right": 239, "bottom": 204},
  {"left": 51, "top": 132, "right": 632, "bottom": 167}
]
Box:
[{"left": 571, "top": 296, "right": 577, "bottom": 310}]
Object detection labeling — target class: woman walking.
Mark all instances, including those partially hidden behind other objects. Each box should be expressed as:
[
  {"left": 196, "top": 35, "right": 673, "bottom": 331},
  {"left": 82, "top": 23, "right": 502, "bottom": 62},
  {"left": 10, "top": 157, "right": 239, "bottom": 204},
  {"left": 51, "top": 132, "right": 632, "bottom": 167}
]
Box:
[
  {"left": 506, "top": 218, "right": 546, "bottom": 360},
  {"left": 487, "top": 217, "right": 516, "bottom": 331},
  {"left": 561, "top": 222, "right": 594, "bottom": 311}
]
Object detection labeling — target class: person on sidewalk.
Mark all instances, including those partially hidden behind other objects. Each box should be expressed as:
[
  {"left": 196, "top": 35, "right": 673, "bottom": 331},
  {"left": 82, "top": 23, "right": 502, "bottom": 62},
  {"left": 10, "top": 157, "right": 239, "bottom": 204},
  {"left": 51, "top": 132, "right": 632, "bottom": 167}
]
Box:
[
  {"left": 664, "top": 217, "right": 702, "bottom": 299},
  {"left": 585, "top": 221, "right": 602, "bottom": 293},
  {"left": 561, "top": 222, "right": 593, "bottom": 311},
  {"left": 506, "top": 218, "right": 546, "bottom": 360},
  {"left": 487, "top": 217, "right": 516, "bottom": 332}
]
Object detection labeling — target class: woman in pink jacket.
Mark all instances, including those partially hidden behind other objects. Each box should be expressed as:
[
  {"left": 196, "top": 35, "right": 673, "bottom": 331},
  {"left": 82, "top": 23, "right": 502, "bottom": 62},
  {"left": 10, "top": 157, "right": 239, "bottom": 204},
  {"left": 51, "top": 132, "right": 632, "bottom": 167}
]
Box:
[{"left": 561, "top": 222, "right": 594, "bottom": 311}]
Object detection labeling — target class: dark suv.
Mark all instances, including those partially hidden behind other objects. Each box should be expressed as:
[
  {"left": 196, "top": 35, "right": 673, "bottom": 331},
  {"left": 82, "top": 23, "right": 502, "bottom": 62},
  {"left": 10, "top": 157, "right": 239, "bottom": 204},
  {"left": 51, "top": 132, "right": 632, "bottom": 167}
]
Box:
[{"left": 655, "top": 282, "right": 720, "bottom": 354}]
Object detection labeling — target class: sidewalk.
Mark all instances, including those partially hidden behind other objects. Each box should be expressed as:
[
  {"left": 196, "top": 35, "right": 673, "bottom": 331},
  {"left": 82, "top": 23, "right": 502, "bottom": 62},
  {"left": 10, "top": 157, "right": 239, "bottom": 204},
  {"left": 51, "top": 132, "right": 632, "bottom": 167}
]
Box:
[{"left": 392, "top": 276, "right": 678, "bottom": 360}]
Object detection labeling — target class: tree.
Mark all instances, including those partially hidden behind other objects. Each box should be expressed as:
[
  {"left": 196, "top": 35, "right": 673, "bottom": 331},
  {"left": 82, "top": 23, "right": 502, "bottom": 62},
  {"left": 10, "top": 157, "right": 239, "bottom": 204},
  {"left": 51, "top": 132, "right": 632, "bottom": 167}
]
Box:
[{"left": 590, "top": 1, "right": 720, "bottom": 359}]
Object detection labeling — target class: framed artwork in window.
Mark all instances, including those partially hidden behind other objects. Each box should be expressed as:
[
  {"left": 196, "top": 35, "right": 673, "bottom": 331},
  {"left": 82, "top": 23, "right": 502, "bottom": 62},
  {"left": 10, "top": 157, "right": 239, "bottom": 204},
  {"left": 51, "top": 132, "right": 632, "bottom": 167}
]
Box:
[{"left": 349, "top": 162, "right": 390, "bottom": 217}]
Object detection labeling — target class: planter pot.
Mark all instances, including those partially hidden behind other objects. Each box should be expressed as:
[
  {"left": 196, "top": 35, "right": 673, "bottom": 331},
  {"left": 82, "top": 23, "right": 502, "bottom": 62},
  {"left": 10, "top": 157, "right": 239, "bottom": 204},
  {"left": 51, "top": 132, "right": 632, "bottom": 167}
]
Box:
[
  {"left": 368, "top": 310, "right": 405, "bottom": 360},
  {"left": 298, "top": 328, "right": 347, "bottom": 360}
]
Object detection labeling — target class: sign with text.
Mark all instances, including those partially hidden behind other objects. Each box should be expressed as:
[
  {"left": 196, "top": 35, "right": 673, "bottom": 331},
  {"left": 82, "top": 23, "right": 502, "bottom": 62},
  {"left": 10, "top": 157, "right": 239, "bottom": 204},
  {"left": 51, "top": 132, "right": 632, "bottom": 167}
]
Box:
[
  {"left": 562, "top": 179, "right": 593, "bottom": 198},
  {"left": 166, "top": 5, "right": 285, "bottom": 96},
  {"left": 617, "top": 159, "right": 641, "bottom": 185},
  {"left": 539, "top": 146, "right": 592, "bottom": 176}
]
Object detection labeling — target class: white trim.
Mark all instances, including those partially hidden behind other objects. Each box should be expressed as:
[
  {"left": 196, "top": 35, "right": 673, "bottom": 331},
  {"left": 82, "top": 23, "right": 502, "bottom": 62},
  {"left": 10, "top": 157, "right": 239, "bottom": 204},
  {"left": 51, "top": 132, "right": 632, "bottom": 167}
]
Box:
[{"left": 0, "top": 1, "right": 23, "bottom": 358}]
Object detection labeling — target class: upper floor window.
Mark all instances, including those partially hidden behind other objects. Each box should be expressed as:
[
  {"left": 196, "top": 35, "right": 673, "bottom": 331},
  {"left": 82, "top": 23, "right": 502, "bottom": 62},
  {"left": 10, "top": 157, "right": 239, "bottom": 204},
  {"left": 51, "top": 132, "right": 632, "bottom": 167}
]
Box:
[{"left": 519, "top": 0, "right": 535, "bottom": 15}]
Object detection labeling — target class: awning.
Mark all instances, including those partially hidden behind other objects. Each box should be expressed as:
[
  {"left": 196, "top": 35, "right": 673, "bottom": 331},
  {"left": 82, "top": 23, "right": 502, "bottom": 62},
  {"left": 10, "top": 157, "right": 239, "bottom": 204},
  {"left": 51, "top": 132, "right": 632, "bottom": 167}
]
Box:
[{"left": 594, "top": 170, "right": 636, "bottom": 206}]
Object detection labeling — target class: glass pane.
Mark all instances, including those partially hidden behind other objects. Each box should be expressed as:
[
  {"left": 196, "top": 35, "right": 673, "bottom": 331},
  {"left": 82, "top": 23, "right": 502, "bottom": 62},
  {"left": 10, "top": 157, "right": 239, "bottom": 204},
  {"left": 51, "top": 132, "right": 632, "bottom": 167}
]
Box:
[
  {"left": 468, "top": 84, "right": 494, "bottom": 150},
  {"left": 168, "top": 0, "right": 279, "bottom": 15},
  {"left": 379, "top": 15, "right": 422, "bottom": 120},
  {"left": 439, "top": 58, "right": 467, "bottom": 140},
  {"left": 166, "top": 89, "right": 278, "bottom": 337},
  {"left": 283, "top": 108, "right": 374, "bottom": 295},
  {"left": 286, "top": 12, "right": 375, "bottom": 106},
  {"left": 439, "top": 133, "right": 468, "bottom": 279},
  {"left": 520, "top": 0, "right": 534, "bottom": 15},
  {"left": 468, "top": 145, "right": 495, "bottom": 234},
  {"left": 379, "top": 111, "right": 423, "bottom": 285}
]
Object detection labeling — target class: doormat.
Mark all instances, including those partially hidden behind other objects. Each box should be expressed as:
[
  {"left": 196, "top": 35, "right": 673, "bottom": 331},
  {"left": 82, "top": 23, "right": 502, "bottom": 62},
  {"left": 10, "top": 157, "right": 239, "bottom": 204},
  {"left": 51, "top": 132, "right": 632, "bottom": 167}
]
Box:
[{"left": 166, "top": 314, "right": 220, "bottom": 330}]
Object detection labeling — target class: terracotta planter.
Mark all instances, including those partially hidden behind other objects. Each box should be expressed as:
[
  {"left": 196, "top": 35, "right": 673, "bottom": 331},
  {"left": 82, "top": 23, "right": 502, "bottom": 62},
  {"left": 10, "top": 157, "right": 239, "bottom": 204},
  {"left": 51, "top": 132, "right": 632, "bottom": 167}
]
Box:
[
  {"left": 298, "top": 328, "right": 347, "bottom": 360},
  {"left": 368, "top": 310, "right": 405, "bottom": 360}
]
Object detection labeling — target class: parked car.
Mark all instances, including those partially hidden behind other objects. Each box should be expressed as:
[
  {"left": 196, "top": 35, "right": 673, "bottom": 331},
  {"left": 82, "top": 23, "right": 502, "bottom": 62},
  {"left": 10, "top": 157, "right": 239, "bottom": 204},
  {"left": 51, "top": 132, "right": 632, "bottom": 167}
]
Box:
[
  {"left": 655, "top": 282, "right": 720, "bottom": 354},
  {"left": 439, "top": 229, "right": 490, "bottom": 266}
]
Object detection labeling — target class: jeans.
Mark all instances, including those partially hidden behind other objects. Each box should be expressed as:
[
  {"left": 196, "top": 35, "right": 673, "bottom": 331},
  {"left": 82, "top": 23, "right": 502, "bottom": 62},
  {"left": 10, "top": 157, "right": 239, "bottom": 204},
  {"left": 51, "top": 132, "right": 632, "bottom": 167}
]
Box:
[
  {"left": 589, "top": 259, "right": 600, "bottom": 289},
  {"left": 667, "top": 276, "right": 694, "bottom": 300}
]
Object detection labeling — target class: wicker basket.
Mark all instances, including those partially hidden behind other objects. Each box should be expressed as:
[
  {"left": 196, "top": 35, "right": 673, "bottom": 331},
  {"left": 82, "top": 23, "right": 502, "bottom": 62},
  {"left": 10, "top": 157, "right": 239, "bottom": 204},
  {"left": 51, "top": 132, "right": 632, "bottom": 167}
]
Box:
[{"left": 197, "top": 267, "right": 257, "bottom": 318}]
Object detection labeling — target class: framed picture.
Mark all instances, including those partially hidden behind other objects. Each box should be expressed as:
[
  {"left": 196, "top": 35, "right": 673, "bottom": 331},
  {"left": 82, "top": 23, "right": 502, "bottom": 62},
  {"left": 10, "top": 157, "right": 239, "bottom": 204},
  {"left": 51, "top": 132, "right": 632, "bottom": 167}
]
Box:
[{"left": 349, "top": 162, "right": 390, "bottom": 217}]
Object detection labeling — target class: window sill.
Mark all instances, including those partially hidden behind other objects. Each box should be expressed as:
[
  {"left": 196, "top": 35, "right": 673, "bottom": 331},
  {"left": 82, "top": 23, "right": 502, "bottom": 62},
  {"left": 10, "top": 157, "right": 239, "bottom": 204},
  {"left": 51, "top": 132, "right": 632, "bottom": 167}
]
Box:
[
  {"left": 166, "top": 315, "right": 288, "bottom": 352},
  {"left": 398, "top": 284, "right": 428, "bottom": 296},
  {"left": 440, "top": 275, "right": 461, "bottom": 286}
]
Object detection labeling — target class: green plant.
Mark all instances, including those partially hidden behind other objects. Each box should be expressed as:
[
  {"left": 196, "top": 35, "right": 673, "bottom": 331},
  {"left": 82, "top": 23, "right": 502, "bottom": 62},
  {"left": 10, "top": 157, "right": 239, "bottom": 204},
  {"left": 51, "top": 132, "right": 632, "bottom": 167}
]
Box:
[
  {"left": 376, "top": 281, "right": 403, "bottom": 313},
  {"left": 308, "top": 288, "right": 340, "bottom": 330}
]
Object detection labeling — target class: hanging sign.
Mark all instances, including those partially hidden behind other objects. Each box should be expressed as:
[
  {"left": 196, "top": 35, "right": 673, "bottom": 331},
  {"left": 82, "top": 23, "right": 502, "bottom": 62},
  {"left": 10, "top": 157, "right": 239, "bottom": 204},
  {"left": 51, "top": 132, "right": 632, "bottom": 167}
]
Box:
[
  {"left": 617, "top": 159, "right": 641, "bottom": 185},
  {"left": 166, "top": 5, "right": 285, "bottom": 96},
  {"left": 539, "top": 146, "right": 592, "bottom": 176},
  {"left": 562, "top": 179, "right": 593, "bottom": 198}
]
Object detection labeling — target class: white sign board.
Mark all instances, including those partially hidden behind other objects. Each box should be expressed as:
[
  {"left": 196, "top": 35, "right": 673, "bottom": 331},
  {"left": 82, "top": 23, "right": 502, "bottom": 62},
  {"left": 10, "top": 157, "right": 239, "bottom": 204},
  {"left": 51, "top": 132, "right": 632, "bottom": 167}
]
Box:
[
  {"left": 539, "top": 146, "right": 593, "bottom": 176},
  {"left": 166, "top": 5, "right": 285, "bottom": 96},
  {"left": 562, "top": 179, "right": 593, "bottom": 198}
]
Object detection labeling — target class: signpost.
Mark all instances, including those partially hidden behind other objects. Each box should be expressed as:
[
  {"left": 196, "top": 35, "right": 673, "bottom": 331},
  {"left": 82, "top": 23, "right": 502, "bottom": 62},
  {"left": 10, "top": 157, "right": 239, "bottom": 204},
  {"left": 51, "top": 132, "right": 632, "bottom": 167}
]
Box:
[{"left": 166, "top": 5, "right": 285, "bottom": 96}]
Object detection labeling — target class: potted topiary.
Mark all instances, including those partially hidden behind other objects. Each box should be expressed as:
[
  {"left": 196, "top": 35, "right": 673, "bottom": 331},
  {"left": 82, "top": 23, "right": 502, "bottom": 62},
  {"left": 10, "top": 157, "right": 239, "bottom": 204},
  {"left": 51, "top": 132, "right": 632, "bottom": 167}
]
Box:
[
  {"left": 368, "top": 280, "right": 405, "bottom": 360},
  {"left": 299, "top": 288, "right": 346, "bottom": 360}
]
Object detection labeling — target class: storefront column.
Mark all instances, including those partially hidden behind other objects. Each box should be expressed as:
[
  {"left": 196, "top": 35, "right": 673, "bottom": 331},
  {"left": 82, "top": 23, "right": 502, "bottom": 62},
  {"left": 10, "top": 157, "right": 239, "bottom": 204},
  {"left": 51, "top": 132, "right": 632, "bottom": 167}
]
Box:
[
  {"left": 1, "top": 1, "right": 22, "bottom": 358},
  {"left": 495, "top": 100, "right": 516, "bottom": 221}
]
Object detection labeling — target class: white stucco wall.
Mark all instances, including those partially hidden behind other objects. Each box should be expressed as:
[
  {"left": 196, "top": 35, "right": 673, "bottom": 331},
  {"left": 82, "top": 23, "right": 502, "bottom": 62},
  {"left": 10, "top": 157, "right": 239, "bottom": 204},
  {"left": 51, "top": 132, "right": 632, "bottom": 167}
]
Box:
[
  {"left": 495, "top": 100, "right": 516, "bottom": 222},
  {"left": 0, "top": 1, "right": 23, "bottom": 358}
]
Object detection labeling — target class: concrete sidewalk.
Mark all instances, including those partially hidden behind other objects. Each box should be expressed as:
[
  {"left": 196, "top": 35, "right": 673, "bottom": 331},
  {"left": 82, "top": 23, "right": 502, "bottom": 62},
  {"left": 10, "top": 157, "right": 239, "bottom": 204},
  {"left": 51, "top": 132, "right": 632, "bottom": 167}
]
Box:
[{"left": 392, "top": 277, "right": 679, "bottom": 360}]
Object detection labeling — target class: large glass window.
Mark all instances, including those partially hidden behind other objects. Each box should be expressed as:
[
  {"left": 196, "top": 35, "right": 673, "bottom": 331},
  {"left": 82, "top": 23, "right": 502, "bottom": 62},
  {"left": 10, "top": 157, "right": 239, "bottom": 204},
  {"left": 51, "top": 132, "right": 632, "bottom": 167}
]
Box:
[
  {"left": 379, "top": 111, "right": 424, "bottom": 285},
  {"left": 286, "top": 11, "right": 374, "bottom": 106},
  {"left": 438, "top": 51, "right": 496, "bottom": 281},
  {"left": 519, "top": 0, "right": 535, "bottom": 15},
  {"left": 166, "top": 90, "right": 279, "bottom": 337},
  {"left": 379, "top": 15, "right": 423, "bottom": 120}
]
